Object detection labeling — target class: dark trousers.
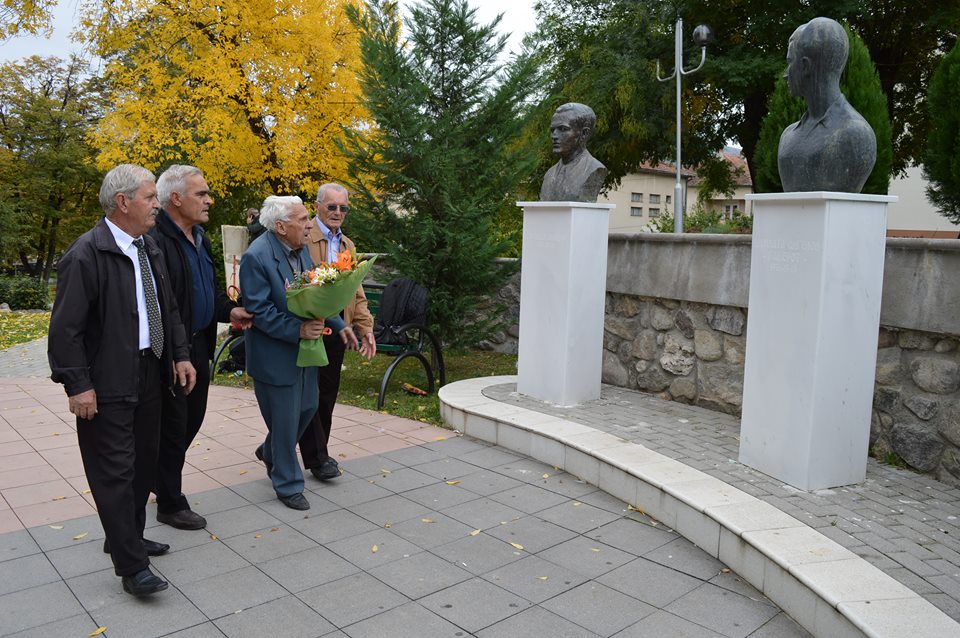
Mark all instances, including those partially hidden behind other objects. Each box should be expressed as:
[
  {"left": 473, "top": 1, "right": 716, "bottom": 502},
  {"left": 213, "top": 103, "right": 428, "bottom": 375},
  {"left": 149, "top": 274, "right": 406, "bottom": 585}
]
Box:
[
  {"left": 156, "top": 331, "right": 210, "bottom": 514},
  {"left": 254, "top": 368, "right": 318, "bottom": 497},
  {"left": 76, "top": 353, "right": 161, "bottom": 576},
  {"left": 298, "top": 330, "right": 345, "bottom": 469}
]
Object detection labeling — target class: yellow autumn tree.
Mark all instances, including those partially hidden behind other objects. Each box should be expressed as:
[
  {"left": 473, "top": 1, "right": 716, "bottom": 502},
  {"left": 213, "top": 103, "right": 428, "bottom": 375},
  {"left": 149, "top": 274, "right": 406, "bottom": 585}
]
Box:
[
  {"left": 81, "top": 0, "right": 366, "bottom": 194},
  {"left": 1, "top": 0, "right": 56, "bottom": 38}
]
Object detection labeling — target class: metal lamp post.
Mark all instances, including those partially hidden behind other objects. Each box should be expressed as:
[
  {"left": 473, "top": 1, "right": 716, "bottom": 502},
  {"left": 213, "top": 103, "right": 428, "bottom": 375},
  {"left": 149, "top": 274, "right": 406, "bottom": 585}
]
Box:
[{"left": 656, "top": 19, "right": 713, "bottom": 234}]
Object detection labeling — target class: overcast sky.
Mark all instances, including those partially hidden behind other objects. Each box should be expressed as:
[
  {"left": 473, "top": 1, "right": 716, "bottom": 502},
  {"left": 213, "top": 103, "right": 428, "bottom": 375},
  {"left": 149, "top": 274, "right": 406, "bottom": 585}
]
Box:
[{"left": 0, "top": 0, "right": 539, "bottom": 63}]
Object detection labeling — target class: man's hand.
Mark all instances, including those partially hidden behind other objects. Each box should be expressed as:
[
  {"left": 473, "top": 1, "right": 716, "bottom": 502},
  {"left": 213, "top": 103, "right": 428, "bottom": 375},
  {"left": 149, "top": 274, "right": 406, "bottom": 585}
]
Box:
[
  {"left": 175, "top": 361, "right": 197, "bottom": 394},
  {"left": 229, "top": 306, "right": 254, "bottom": 329},
  {"left": 300, "top": 319, "right": 326, "bottom": 339},
  {"left": 68, "top": 389, "right": 97, "bottom": 420},
  {"left": 359, "top": 332, "right": 376, "bottom": 360},
  {"left": 339, "top": 326, "right": 359, "bottom": 351}
]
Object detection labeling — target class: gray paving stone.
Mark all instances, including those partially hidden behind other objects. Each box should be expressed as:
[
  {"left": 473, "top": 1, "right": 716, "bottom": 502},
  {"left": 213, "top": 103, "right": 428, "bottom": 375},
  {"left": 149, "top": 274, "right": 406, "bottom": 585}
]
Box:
[
  {"left": 64, "top": 567, "right": 131, "bottom": 612},
  {"left": 368, "top": 550, "right": 473, "bottom": 599},
  {"left": 26, "top": 515, "right": 103, "bottom": 552},
  {"left": 259, "top": 545, "right": 359, "bottom": 593},
  {"left": 214, "top": 594, "right": 335, "bottom": 638},
  {"left": 664, "top": 582, "right": 779, "bottom": 638},
  {"left": 88, "top": 587, "right": 207, "bottom": 638},
  {"left": 410, "top": 457, "right": 479, "bottom": 481},
  {"left": 536, "top": 500, "right": 622, "bottom": 535},
  {"left": 203, "top": 504, "right": 284, "bottom": 539},
  {"left": 422, "top": 436, "right": 492, "bottom": 457},
  {"left": 420, "top": 576, "right": 530, "bottom": 633},
  {"left": 441, "top": 497, "right": 525, "bottom": 530},
  {"left": 746, "top": 612, "right": 813, "bottom": 637},
  {"left": 483, "top": 515, "right": 578, "bottom": 554},
  {"left": 613, "top": 609, "right": 725, "bottom": 637},
  {"left": 0, "top": 529, "right": 40, "bottom": 563},
  {"left": 4, "top": 613, "right": 102, "bottom": 638},
  {"left": 339, "top": 454, "right": 405, "bottom": 479},
  {"left": 153, "top": 539, "right": 249, "bottom": 586},
  {"left": 372, "top": 466, "right": 438, "bottom": 493},
  {"left": 598, "top": 558, "right": 702, "bottom": 608},
  {"left": 585, "top": 518, "right": 678, "bottom": 557},
  {"left": 389, "top": 511, "right": 476, "bottom": 549},
  {"left": 492, "top": 457, "right": 561, "bottom": 484},
  {"left": 538, "top": 536, "right": 636, "bottom": 580},
  {"left": 429, "top": 531, "right": 525, "bottom": 575},
  {"left": 382, "top": 445, "right": 445, "bottom": 467},
  {"left": 350, "top": 494, "right": 433, "bottom": 527},
  {"left": 476, "top": 605, "right": 602, "bottom": 638},
  {"left": 221, "top": 524, "right": 317, "bottom": 564},
  {"left": 180, "top": 565, "right": 287, "bottom": 619},
  {"left": 298, "top": 572, "right": 408, "bottom": 627},
  {"left": 257, "top": 491, "right": 342, "bottom": 522},
  {"left": 163, "top": 623, "right": 229, "bottom": 638},
  {"left": 541, "top": 581, "right": 656, "bottom": 636},
  {"left": 310, "top": 476, "right": 393, "bottom": 507},
  {"left": 537, "top": 475, "right": 604, "bottom": 500},
  {"left": 642, "top": 537, "right": 726, "bottom": 580},
  {"left": 482, "top": 554, "right": 587, "bottom": 604},
  {"left": 457, "top": 446, "right": 523, "bottom": 469},
  {"left": 342, "top": 601, "right": 467, "bottom": 638},
  {"left": 453, "top": 469, "right": 525, "bottom": 497},
  {"left": 325, "top": 528, "right": 423, "bottom": 569},
  {"left": 289, "top": 509, "right": 378, "bottom": 545},
  {"left": 404, "top": 482, "right": 481, "bottom": 511},
  {"left": 186, "top": 487, "right": 253, "bottom": 517},
  {"left": 0, "top": 552, "right": 60, "bottom": 595},
  {"left": 488, "top": 483, "right": 570, "bottom": 514},
  {"left": 226, "top": 477, "right": 276, "bottom": 504},
  {"left": 0, "top": 581, "right": 85, "bottom": 635},
  {"left": 707, "top": 570, "right": 766, "bottom": 600}
]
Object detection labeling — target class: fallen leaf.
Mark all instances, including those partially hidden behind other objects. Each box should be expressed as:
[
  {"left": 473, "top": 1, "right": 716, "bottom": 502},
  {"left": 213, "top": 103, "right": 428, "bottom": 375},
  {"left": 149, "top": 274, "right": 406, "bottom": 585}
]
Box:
[
  {"left": 380, "top": 469, "right": 392, "bottom": 474},
  {"left": 82, "top": 489, "right": 91, "bottom": 494},
  {"left": 239, "top": 470, "right": 248, "bottom": 475},
  {"left": 254, "top": 534, "right": 262, "bottom": 539},
  {"left": 510, "top": 542, "right": 524, "bottom": 550},
  {"left": 721, "top": 568, "right": 731, "bottom": 573},
  {"left": 445, "top": 480, "right": 460, "bottom": 485},
  {"left": 590, "top": 547, "right": 601, "bottom": 552},
  {"left": 270, "top": 528, "right": 279, "bottom": 532},
  {"left": 433, "top": 436, "right": 447, "bottom": 441},
  {"left": 542, "top": 474, "right": 549, "bottom": 479},
  {"left": 52, "top": 496, "right": 66, "bottom": 501},
  {"left": 421, "top": 518, "right": 435, "bottom": 524},
  {"left": 48, "top": 525, "right": 64, "bottom": 530},
  {"left": 627, "top": 504, "right": 646, "bottom": 515},
  {"left": 210, "top": 534, "right": 218, "bottom": 541},
  {"left": 202, "top": 456, "right": 209, "bottom": 460},
  {"left": 89, "top": 627, "right": 107, "bottom": 636},
  {"left": 384, "top": 523, "right": 392, "bottom": 529},
  {"left": 371, "top": 545, "right": 379, "bottom": 553},
  {"left": 73, "top": 532, "right": 88, "bottom": 540},
  {"left": 338, "top": 453, "right": 347, "bottom": 458},
  {"left": 573, "top": 502, "right": 583, "bottom": 507},
  {"left": 537, "top": 576, "right": 548, "bottom": 581},
  {"left": 470, "top": 529, "right": 481, "bottom": 536}
]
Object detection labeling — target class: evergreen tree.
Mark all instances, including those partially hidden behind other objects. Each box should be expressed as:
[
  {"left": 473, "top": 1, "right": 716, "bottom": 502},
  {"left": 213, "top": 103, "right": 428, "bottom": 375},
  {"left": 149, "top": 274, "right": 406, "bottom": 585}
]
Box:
[
  {"left": 753, "top": 26, "right": 892, "bottom": 194},
  {"left": 923, "top": 41, "right": 960, "bottom": 222},
  {"left": 342, "top": 0, "right": 539, "bottom": 347}
]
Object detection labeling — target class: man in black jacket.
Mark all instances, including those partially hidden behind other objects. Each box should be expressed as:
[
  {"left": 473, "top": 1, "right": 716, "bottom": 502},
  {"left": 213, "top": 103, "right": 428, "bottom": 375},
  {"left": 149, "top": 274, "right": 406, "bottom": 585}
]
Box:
[
  {"left": 49, "top": 164, "right": 197, "bottom": 596},
  {"left": 151, "top": 165, "right": 253, "bottom": 530}
]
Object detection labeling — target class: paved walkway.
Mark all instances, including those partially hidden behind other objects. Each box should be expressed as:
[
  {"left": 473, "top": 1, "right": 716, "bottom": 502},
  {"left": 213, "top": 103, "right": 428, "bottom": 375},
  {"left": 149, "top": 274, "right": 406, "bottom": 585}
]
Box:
[{"left": 0, "top": 340, "right": 807, "bottom": 637}]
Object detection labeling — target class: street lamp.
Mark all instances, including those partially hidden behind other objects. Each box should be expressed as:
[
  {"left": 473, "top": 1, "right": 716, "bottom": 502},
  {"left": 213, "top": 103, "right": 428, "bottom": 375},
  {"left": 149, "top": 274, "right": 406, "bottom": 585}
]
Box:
[{"left": 656, "top": 19, "right": 713, "bottom": 234}]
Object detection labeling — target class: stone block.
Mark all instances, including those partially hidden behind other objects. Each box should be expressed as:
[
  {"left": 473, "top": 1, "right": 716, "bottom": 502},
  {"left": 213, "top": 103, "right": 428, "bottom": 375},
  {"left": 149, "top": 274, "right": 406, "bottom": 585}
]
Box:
[
  {"left": 874, "top": 347, "right": 903, "bottom": 385},
  {"left": 707, "top": 306, "right": 745, "bottom": 336},
  {"left": 723, "top": 335, "right": 746, "bottom": 365},
  {"left": 694, "top": 329, "right": 723, "bottom": 362},
  {"left": 910, "top": 356, "right": 960, "bottom": 394},
  {"left": 630, "top": 330, "right": 658, "bottom": 360},
  {"left": 602, "top": 350, "right": 630, "bottom": 387},
  {"left": 670, "top": 376, "right": 697, "bottom": 401},
  {"left": 674, "top": 309, "right": 695, "bottom": 338},
  {"left": 877, "top": 327, "right": 898, "bottom": 348},
  {"left": 636, "top": 363, "right": 672, "bottom": 392},
  {"left": 937, "top": 399, "right": 960, "bottom": 447},
  {"left": 873, "top": 386, "right": 901, "bottom": 412},
  {"left": 605, "top": 316, "right": 641, "bottom": 340},
  {"left": 891, "top": 421, "right": 944, "bottom": 472},
  {"left": 697, "top": 362, "right": 744, "bottom": 410},
  {"left": 899, "top": 331, "right": 937, "bottom": 350},
  {"left": 613, "top": 294, "right": 644, "bottom": 318},
  {"left": 904, "top": 395, "right": 939, "bottom": 421},
  {"left": 660, "top": 332, "right": 696, "bottom": 376},
  {"left": 935, "top": 338, "right": 957, "bottom": 353},
  {"left": 651, "top": 305, "right": 675, "bottom": 330}
]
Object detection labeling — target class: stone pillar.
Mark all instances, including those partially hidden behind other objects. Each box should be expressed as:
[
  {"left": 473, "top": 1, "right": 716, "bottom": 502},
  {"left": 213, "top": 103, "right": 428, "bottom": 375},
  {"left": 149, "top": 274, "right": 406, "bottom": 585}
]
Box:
[
  {"left": 516, "top": 201, "right": 614, "bottom": 406},
  {"left": 739, "top": 192, "right": 896, "bottom": 490}
]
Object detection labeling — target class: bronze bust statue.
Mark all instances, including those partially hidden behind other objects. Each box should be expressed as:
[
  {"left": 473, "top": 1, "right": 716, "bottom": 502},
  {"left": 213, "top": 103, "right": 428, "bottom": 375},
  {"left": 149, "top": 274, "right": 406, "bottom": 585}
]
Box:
[
  {"left": 777, "top": 17, "right": 876, "bottom": 193},
  {"left": 540, "top": 103, "right": 607, "bottom": 202}
]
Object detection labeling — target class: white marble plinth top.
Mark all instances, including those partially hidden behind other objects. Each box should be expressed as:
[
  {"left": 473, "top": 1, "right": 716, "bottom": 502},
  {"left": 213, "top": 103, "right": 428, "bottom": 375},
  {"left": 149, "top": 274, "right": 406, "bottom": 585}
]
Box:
[
  {"left": 746, "top": 191, "right": 897, "bottom": 203},
  {"left": 516, "top": 200, "right": 616, "bottom": 210}
]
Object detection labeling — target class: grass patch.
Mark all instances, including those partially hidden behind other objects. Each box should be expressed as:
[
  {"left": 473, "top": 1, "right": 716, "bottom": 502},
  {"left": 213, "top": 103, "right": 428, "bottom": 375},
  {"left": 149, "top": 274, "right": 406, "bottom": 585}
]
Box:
[
  {"left": 212, "top": 347, "right": 517, "bottom": 426},
  {"left": 0, "top": 311, "right": 50, "bottom": 349}
]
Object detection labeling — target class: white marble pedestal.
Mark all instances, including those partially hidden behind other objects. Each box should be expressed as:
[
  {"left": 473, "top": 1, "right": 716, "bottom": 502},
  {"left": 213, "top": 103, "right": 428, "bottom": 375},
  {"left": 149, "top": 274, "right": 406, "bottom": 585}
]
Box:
[
  {"left": 516, "top": 201, "right": 614, "bottom": 407},
  {"left": 739, "top": 192, "right": 896, "bottom": 491}
]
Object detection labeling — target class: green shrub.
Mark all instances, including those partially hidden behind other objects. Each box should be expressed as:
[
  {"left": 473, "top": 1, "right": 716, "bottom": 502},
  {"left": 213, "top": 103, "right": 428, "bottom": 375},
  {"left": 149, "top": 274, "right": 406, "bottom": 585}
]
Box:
[{"left": 0, "top": 275, "right": 49, "bottom": 310}]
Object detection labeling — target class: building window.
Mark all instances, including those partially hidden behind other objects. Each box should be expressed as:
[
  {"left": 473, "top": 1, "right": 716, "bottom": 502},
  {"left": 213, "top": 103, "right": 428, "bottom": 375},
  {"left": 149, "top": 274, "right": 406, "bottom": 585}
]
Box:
[
  {"left": 631, "top": 192, "right": 643, "bottom": 202},
  {"left": 649, "top": 194, "right": 661, "bottom": 204},
  {"left": 648, "top": 208, "right": 660, "bottom": 217},
  {"left": 630, "top": 207, "right": 643, "bottom": 217},
  {"left": 666, "top": 195, "right": 672, "bottom": 204}
]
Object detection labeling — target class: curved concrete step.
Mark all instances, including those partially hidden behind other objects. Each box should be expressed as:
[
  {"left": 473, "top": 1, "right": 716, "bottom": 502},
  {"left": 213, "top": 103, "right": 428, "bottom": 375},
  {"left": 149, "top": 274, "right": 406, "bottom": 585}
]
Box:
[{"left": 439, "top": 376, "right": 960, "bottom": 638}]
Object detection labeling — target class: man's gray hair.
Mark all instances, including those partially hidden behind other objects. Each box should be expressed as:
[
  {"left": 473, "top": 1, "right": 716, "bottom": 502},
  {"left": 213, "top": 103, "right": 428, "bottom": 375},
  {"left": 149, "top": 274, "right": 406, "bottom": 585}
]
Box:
[
  {"left": 99, "top": 164, "right": 155, "bottom": 215},
  {"left": 157, "top": 164, "right": 203, "bottom": 207},
  {"left": 259, "top": 195, "right": 303, "bottom": 232},
  {"left": 317, "top": 183, "right": 348, "bottom": 202}
]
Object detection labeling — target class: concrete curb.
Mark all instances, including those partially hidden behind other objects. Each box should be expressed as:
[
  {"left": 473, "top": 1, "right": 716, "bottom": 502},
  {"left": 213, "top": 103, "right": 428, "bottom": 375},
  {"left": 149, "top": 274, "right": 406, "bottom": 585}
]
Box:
[{"left": 439, "top": 376, "right": 960, "bottom": 638}]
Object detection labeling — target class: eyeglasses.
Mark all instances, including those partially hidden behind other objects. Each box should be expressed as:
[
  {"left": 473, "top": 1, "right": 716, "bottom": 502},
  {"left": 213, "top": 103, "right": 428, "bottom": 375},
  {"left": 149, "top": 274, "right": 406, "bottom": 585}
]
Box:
[{"left": 324, "top": 204, "right": 350, "bottom": 213}]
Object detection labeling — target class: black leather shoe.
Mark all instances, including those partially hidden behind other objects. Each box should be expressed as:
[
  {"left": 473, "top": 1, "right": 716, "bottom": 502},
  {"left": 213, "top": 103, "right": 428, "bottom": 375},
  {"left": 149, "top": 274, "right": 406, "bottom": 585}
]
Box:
[
  {"left": 157, "top": 509, "right": 206, "bottom": 530},
  {"left": 103, "top": 538, "right": 170, "bottom": 557},
  {"left": 255, "top": 445, "right": 273, "bottom": 479},
  {"left": 122, "top": 567, "right": 168, "bottom": 596},
  {"left": 278, "top": 492, "right": 310, "bottom": 510},
  {"left": 310, "top": 458, "right": 340, "bottom": 481}
]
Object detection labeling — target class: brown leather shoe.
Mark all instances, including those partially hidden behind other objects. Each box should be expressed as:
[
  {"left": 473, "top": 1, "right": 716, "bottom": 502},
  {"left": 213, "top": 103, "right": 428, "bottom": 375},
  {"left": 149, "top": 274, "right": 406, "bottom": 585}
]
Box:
[{"left": 157, "top": 509, "right": 207, "bottom": 530}]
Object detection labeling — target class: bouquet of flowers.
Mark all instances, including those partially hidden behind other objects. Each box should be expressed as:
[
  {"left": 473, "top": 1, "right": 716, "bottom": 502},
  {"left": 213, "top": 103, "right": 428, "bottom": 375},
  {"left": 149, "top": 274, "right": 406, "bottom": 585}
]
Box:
[{"left": 286, "top": 250, "right": 376, "bottom": 367}]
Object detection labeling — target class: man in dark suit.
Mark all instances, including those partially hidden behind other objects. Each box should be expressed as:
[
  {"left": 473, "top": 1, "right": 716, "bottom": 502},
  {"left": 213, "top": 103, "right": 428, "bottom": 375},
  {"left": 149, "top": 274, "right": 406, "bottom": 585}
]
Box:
[
  {"left": 151, "top": 165, "right": 254, "bottom": 530},
  {"left": 239, "top": 196, "right": 357, "bottom": 510},
  {"left": 48, "top": 164, "right": 196, "bottom": 596}
]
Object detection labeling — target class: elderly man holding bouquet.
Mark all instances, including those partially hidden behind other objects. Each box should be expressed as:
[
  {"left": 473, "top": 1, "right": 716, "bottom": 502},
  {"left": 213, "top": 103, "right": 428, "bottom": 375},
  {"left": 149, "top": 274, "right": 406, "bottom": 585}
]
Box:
[{"left": 239, "top": 195, "right": 360, "bottom": 510}]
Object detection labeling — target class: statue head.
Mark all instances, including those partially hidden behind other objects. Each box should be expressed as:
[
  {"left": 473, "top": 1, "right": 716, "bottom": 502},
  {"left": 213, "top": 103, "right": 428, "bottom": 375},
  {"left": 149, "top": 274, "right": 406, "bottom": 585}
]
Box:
[
  {"left": 785, "top": 17, "right": 848, "bottom": 101},
  {"left": 550, "top": 103, "right": 596, "bottom": 162}
]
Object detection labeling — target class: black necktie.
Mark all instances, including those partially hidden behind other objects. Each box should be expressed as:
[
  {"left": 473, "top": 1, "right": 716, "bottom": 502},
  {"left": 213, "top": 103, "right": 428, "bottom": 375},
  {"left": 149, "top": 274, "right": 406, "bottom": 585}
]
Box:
[{"left": 133, "top": 238, "right": 164, "bottom": 358}]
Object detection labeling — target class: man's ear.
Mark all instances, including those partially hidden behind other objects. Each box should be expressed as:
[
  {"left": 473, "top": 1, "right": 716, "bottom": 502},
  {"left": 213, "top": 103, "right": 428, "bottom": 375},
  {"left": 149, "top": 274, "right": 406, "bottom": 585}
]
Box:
[{"left": 170, "top": 191, "right": 183, "bottom": 208}]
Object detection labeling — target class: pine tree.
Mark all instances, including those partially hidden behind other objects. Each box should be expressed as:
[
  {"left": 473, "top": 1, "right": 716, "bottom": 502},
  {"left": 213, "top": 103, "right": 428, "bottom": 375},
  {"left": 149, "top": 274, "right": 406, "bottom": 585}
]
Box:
[
  {"left": 753, "top": 26, "right": 892, "bottom": 194},
  {"left": 342, "top": 0, "right": 539, "bottom": 346},
  {"left": 923, "top": 41, "right": 960, "bottom": 222}
]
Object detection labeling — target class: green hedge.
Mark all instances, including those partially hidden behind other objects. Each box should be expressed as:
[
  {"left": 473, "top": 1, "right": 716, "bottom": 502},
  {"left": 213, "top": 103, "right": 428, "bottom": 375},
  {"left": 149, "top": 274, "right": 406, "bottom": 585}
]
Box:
[{"left": 0, "top": 275, "right": 49, "bottom": 310}]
